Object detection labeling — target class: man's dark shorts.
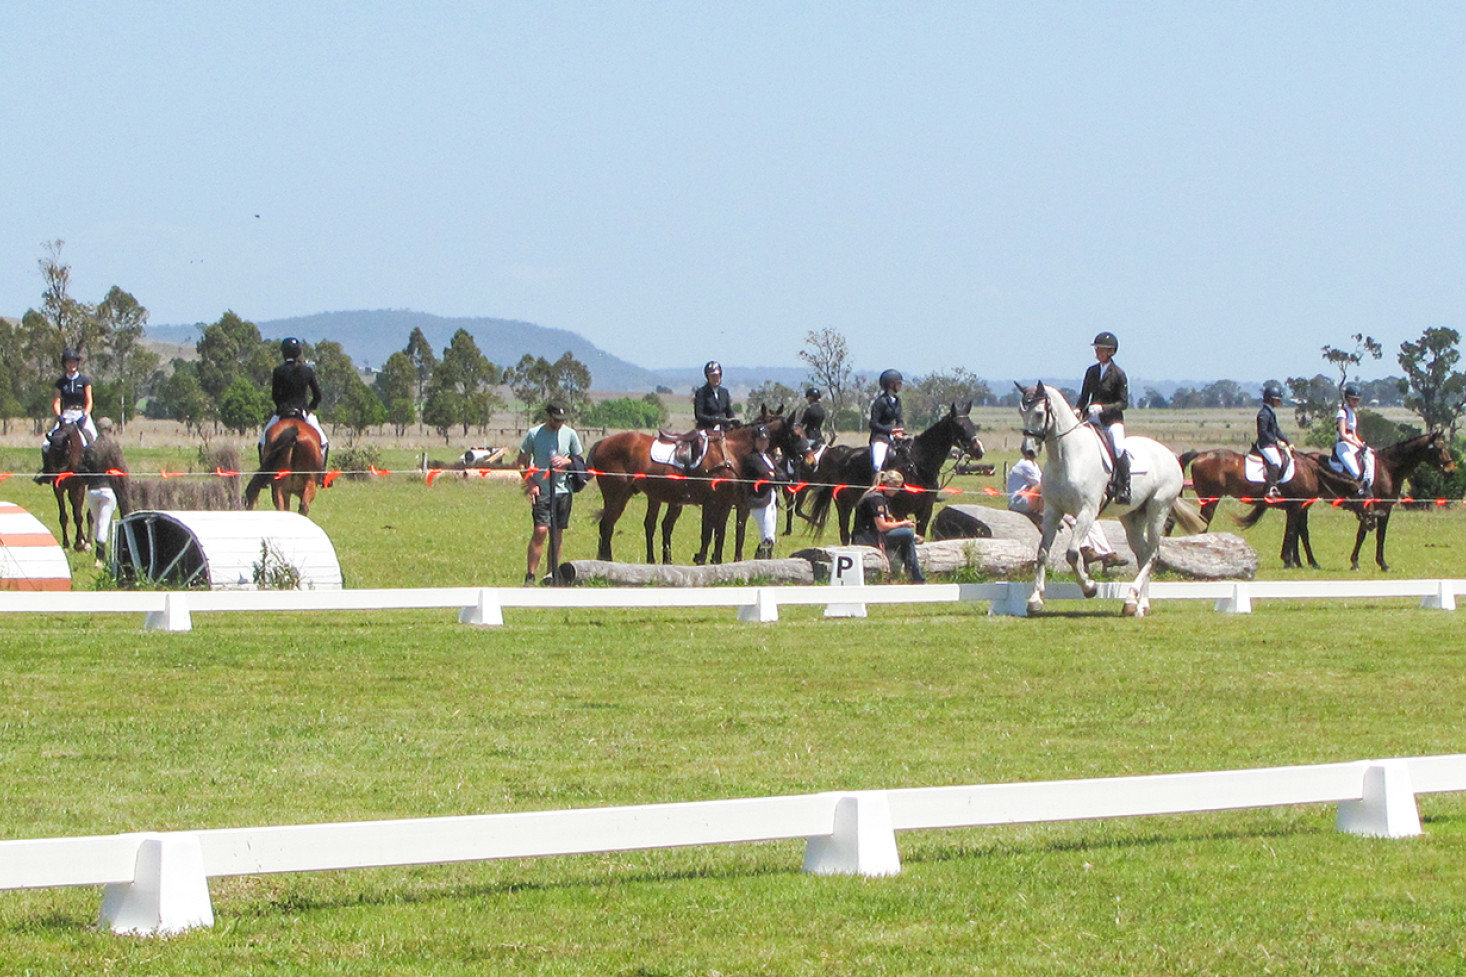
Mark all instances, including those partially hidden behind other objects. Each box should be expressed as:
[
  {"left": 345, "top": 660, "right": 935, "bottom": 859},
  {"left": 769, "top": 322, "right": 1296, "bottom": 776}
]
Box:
[{"left": 532, "top": 491, "right": 573, "bottom": 529}]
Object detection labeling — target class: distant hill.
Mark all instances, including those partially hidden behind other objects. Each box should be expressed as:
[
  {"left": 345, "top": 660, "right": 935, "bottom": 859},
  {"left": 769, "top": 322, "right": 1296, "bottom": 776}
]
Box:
[{"left": 146, "top": 310, "right": 664, "bottom": 392}]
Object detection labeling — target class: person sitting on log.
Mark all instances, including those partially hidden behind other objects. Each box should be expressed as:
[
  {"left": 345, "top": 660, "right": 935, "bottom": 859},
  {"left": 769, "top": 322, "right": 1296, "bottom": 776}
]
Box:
[{"left": 851, "top": 469, "right": 926, "bottom": 584}]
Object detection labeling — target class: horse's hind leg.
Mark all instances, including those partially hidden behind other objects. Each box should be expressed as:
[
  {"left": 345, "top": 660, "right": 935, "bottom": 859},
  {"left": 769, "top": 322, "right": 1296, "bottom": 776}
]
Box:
[
  {"left": 1121, "top": 505, "right": 1168, "bottom": 617},
  {"left": 661, "top": 504, "right": 681, "bottom": 564},
  {"left": 643, "top": 500, "right": 662, "bottom": 564}
]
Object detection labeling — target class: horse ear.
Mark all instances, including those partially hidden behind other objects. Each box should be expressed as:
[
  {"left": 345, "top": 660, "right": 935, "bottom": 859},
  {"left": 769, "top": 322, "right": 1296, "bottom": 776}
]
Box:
[
  {"left": 1013, "top": 381, "right": 1025, "bottom": 396},
  {"left": 960, "top": 399, "right": 972, "bottom": 415}
]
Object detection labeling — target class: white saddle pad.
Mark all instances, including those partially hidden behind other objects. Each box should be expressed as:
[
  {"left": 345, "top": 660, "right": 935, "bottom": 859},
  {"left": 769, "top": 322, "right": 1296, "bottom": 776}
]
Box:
[
  {"left": 1244, "top": 453, "right": 1295, "bottom": 484},
  {"left": 1089, "top": 429, "right": 1148, "bottom": 476},
  {"left": 648, "top": 439, "right": 679, "bottom": 467}
]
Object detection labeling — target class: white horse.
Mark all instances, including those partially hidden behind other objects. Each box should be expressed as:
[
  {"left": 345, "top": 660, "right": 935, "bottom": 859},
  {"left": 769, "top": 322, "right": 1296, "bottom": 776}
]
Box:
[{"left": 1017, "top": 382, "right": 1205, "bottom": 617}]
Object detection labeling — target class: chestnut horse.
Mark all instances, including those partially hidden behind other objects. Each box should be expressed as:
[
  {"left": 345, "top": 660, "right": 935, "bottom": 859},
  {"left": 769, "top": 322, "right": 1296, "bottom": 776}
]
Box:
[
  {"left": 41, "top": 421, "right": 90, "bottom": 550},
  {"left": 245, "top": 417, "right": 325, "bottom": 515},
  {"left": 587, "top": 411, "right": 805, "bottom": 564},
  {"left": 1180, "top": 448, "right": 1358, "bottom": 569}
]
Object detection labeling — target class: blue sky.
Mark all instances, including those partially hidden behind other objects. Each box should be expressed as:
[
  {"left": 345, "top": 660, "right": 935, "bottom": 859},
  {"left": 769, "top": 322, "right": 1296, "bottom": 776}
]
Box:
[{"left": 3, "top": 2, "right": 1463, "bottom": 384}]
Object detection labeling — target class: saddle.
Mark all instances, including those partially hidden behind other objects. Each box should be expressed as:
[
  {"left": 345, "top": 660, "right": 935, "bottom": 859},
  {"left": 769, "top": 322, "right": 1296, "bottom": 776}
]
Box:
[
  {"left": 276, "top": 407, "right": 308, "bottom": 421},
  {"left": 1245, "top": 446, "right": 1295, "bottom": 484},
  {"left": 652, "top": 429, "right": 709, "bottom": 469}
]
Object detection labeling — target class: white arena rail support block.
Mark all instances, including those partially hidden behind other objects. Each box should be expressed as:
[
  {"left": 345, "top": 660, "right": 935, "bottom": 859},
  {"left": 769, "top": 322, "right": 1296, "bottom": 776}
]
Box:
[
  {"left": 1420, "top": 580, "right": 1457, "bottom": 611},
  {"left": 458, "top": 588, "right": 504, "bottom": 626},
  {"left": 737, "top": 588, "right": 779, "bottom": 623},
  {"left": 1214, "top": 582, "right": 1253, "bottom": 614},
  {"left": 1335, "top": 760, "right": 1423, "bottom": 839},
  {"left": 802, "top": 793, "right": 901, "bottom": 877},
  {"left": 989, "top": 581, "right": 1030, "bottom": 617},
  {"left": 143, "top": 593, "right": 192, "bottom": 632},
  {"left": 824, "top": 548, "right": 868, "bottom": 618},
  {"left": 99, "top": 833, "right": 214, "bottom": 936}
]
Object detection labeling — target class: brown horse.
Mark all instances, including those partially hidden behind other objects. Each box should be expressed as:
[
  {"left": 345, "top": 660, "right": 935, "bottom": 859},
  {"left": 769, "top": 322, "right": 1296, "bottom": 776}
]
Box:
[
  {"left": 1180, "top": 447, "right": 1358, "bottom": 568},
  {"left": 41, "top": 421, "right": 90, "bottom": 551},
  {"left": 245, "top": 418, "right": 325, "bottom": 515},
  {"left": 587, "top": 411, "right": 805, "bottom": 564}
]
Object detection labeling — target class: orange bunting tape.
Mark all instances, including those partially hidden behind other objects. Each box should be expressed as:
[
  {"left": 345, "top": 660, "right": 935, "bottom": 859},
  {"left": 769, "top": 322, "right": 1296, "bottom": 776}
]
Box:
[
  {"left": 324, "top": 470, "right": 341, "bottom": 487},
  {"left": 425, "top": 469, "right": 442, "bottom": 486},
  {"left": 273, "top": 469, "right": 291, "bottom": 481},
  {"left": 161, "top": 469, "right": 185, "bottom": 479},
  {"left": 214, "top": 467, "right": 240, "bottom": 477},
  {"left": 369, "top": 465, "right": 391, "bottom": 477}
]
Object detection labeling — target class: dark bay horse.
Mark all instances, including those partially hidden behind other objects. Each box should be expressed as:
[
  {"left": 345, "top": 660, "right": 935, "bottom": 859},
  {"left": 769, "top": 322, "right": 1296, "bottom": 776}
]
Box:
[
  {"left": 1181, "top": 447, "right": 1359, "bottom": 569},
  {"left": 587, "top": 411, "right": 805, "bottom": 564},
  {"left": 245, "top": 418, "right": 325, "bottom": 515},
  {"left": 41, "top": 421, "right": 89, "bottom": 551},
  {"left": 805, "top": 402, "right": 984, "bottom": 544}
]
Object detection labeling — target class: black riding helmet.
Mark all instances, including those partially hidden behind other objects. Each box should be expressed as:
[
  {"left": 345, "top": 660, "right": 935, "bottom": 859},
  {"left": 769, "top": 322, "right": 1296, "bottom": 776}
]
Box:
[
  {"left": 61, "top": 348, "right": 81, "bottom": 366},
  {"left": 1262, "top": 380, "right": 1284, "bottom": 401},
  {"left": 805, "top": 387, "right": 821, "bottom": 399},
  {"left": 1343, "top": 382, "right": 1362, "bottom": 399},
  {"left": 281, "top": 337, "right": 304, "bottom": 360},
  {"left": 1092, "top": 331, "right": 1119, "bottom": 351},
  {"left": 704, "top": 360, "right": 722, "bottom": 377},
  {"left": 879, "top": 369, "right": 903, "bottom": 391}
]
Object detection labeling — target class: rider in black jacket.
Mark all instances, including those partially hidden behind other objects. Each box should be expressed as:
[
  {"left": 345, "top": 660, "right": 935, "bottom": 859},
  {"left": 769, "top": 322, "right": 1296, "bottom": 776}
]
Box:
[
  {"left": 1076, "top": 332, "right": 1130, "bottom": 504},
  {"left": 693, "top": 361, "right": 737, "bottom": 430}
]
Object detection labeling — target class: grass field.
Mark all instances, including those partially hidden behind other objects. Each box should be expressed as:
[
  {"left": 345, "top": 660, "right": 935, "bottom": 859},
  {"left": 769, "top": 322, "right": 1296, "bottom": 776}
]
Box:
[{"left": 1, "top": 422, "right": 1464, "bottom": 974}]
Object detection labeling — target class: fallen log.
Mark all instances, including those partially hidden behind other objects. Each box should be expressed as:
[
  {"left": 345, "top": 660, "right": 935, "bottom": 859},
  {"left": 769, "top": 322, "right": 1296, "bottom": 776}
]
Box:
[
  {"left": 560, "top": 559, "right": 814, "bottom": 587},
  {"left": 931, "top": 505, "right": 1041, "bottom": 544},
  {"left": 793, "top": 540, "right": 1037, "bottom": 581}
]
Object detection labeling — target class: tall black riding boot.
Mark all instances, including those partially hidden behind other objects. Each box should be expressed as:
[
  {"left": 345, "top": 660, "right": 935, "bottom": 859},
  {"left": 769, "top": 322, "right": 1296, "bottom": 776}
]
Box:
[{"left": 1111, "top": 452, "right": 1131, "bottom": 505}]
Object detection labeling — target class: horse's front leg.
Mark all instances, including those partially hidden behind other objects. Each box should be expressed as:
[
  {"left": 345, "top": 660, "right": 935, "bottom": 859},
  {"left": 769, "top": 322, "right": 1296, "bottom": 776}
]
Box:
[
  {"left": 1028, "top": 509, "right": 1061, "bottom": 614},
  {"left": 1121, "top": 504, "right": 1169, "bottom": 617},
  {"left": 1298, "top": 507, "right": 1320, "bottom": 569},
  {"left": 732, "top": 503, "right": 748, "bottom": 562},
  {"left": 1067, "top": 508, "right": 1101, "bottom": 599}
]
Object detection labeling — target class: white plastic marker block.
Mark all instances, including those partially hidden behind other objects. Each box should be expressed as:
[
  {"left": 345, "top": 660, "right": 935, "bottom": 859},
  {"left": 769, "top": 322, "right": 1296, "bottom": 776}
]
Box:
[
  {"left": 1214, "top": 582, "right": 1252, "bottom": 614},
  {"left": 737, "top": 588, "right": 779, "bottom": 623},
  {"left": 990, "top": 581, "right": 1030, "bottom": 617},
  {"left": 824, "top": 548, "right": 867, "bottom": 618},
  {"left": 459, "top": 588, "right": 504, "bottom": 626},
  {"left": 803, "top": 792, "right": 901, "bottom": 877},
  {"left": 1335, "top": 760, "right": 1423, "bottom": 839},
  {"left": 99, "top": 833, "right": 214, "bottom": 936},
  {"left": 1420, "top": 580, "right": 1457, "bottom": 611},
  {"left": 144, "top": 593, "right": 192, "bottom": 632}
]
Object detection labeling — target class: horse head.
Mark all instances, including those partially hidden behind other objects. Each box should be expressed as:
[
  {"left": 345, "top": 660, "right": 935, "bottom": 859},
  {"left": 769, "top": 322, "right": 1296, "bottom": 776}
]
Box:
[
  {"left": 43, "top": 421, "right": 84, "bottom": 475},
  {"left": 1429, "top": 430, "right": 1457, "bottom": 473},
  {"left": 945, "top": 401, "right": 984, "bottom": 459}
]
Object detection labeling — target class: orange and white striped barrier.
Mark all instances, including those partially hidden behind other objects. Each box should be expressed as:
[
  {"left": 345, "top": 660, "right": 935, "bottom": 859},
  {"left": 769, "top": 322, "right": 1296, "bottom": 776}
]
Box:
[{"left": 0, "top": 501, "right": 72, "bottom": 592}]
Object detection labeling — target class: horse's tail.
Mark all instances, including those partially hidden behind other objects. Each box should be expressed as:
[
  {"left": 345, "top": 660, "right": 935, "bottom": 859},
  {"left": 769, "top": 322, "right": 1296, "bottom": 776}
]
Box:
[
  {"left": 804, "top": 484, "right": 835, "bottom": 538},
  {"left": 1231, "top": 501, "right": 1272, "bottom": 530},
  {"left": 1177, "top": 450, "right": 1201, "bottom": 473},
  {"left": 246, "top": 426, "right": 302, "bottom": 507},
  {"left": 1168, "top": 497, "right": 1209, "bottom": 535}
]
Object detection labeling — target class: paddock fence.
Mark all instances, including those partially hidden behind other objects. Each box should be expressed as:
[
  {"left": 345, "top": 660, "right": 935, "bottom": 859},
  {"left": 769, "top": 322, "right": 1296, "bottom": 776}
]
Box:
[
  {"left": 0, "top": 577, "right": 1460, "bottom": 630},
  {"left": 1, "top": 755, "right": 1461, "bottom": 935}
]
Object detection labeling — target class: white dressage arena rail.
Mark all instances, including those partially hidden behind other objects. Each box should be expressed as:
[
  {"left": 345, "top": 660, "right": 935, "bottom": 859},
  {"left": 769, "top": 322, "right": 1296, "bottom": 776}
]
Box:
[
  {"left": 1, "top": 755, "right": 1461, "bottom": 935},
  {"left": 0, "top": 578, "right": 1460, "bottom": 630}
]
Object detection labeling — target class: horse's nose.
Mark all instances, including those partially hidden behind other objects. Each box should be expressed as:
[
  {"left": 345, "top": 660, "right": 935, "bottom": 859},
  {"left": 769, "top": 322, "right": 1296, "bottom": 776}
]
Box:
[{"left": 970, "top": 438, "right": 985, "bottom": 459}]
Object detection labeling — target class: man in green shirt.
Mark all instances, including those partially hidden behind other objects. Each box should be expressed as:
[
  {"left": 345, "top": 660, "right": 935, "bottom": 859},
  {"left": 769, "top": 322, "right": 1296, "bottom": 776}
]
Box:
[{"left": 516, "top": 403, "right": 583, "bottom": 586}]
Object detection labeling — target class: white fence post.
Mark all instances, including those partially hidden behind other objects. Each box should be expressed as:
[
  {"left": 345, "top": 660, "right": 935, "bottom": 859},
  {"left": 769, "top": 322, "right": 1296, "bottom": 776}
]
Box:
[
  {"left": 1420, "top": 580, "right": 1457, "bottom": 611},
  {"left": 737, "top": 588, "right": 779, "bottom": 623},
  {"left": 99, "top": 833, "right": 214, "bottom": 936},
  {"left": 1335, "top": 760, "right": 1423, "bottom": 838},
  {"left": 824, "top": 549, "right": 867, "bottom": 618},
  {"left": 143, "top": 593, "right": 192, "bottom": 632},
  {"left": 1214, "top": 582, "right": 1252, "bottom": 614},
  {"left": 459, "top": 588, "right": 504, "bottom": 626},
  {"left": 802, "top": 793, "right": 901, "bottom": 877}
]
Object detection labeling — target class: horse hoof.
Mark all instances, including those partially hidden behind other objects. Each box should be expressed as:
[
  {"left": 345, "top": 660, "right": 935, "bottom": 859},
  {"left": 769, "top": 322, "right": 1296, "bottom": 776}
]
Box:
[
  {"left": 1081, "top": 581, "right": 1099, "bottom": 599},
  {"left": 1026, "top": 597, "right": 1044, "bottom": 615},
  {"left": 1122, "top": 600, "right": 1139, "bottom": 617}
]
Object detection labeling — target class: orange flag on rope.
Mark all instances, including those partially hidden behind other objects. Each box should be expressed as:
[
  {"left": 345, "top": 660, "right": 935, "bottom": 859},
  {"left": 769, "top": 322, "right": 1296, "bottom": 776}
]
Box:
[
  {"left": 425, "top": 469, "right": 442, "bottom": 487},
  {"left": 324, "top": 470, "right": 341, "bottom": 487}
]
